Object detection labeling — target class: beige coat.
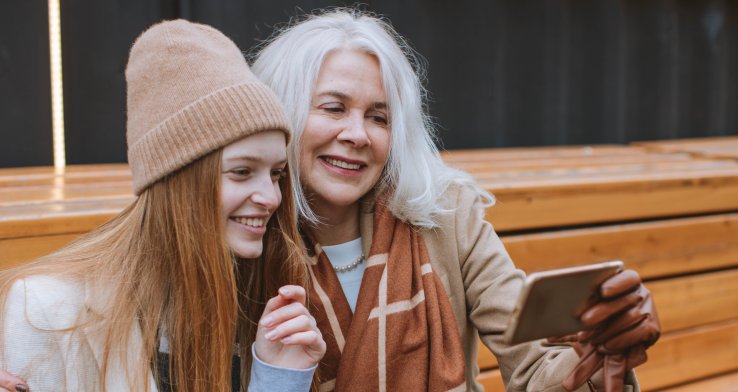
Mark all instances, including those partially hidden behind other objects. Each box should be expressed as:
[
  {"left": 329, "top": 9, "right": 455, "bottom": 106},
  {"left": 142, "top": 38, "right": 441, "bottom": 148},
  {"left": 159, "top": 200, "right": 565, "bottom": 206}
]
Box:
[
  {"left": 359, "top": 185, "right": 638, "bottom": 392},
  {"left": 1, "top": 276, "right": 159, "bottom": 391}
]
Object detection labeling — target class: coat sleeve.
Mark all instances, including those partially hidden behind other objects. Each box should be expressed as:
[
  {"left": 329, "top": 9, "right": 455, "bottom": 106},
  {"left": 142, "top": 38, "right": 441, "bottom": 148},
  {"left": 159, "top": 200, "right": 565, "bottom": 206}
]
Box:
[
  {"left": 449, "top": 185, "right": 638, "bottom": 392},
  {"left": 247, "top": 344, "right": 316, "bottom": 392},
  {"left": 2, "top": 278, "right": 70, "bottom": 391}
]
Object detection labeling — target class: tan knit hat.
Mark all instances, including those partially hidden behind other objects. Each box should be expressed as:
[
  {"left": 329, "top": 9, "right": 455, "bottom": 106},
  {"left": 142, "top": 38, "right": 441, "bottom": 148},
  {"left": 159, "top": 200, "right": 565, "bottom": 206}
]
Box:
[{"left": 125, "top": 19, "right": 291, "bottom": 195}]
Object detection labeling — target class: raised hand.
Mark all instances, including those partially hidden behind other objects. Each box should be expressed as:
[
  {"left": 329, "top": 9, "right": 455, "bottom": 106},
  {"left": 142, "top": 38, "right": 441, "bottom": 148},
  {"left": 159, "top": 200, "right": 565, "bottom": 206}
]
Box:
[
  {"left": 0, "top": 369, "right": 28, "bottom": 392},
  {"left": 560, "top": 270, "right": 660, "bottom": 392},
  {"left": 254, "top": 285, "right": 326, "bottom": 369}
]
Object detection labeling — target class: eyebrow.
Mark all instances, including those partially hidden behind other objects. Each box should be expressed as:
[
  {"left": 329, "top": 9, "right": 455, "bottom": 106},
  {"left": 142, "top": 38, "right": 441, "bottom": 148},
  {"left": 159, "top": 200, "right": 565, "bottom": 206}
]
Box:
[
  {"left": 316, "top": 90, "right": 387, "bottom": 110},
  {"left": 223, "top": 156, "right": 287, "bottom": 165}
]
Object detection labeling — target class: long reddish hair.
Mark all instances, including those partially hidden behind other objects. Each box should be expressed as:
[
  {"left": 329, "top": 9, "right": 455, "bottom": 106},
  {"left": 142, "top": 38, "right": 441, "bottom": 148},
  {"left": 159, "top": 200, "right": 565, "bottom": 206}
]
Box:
[{"left": 0, "top": 148, "right": 307, "bottom": 391}]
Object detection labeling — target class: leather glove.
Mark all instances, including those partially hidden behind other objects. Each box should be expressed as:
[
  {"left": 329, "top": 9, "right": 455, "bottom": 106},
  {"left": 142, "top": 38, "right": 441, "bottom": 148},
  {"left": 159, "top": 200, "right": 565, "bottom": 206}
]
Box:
[{"left": 556, "top": 270, "right": 661, "bottom": 392}]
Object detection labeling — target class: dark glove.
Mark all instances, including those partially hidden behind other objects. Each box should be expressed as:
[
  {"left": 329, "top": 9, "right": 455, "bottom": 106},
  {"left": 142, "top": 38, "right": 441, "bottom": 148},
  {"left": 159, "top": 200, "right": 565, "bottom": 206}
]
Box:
[{"left": 559, "top": 270, "right": 661, "bottom": 392}]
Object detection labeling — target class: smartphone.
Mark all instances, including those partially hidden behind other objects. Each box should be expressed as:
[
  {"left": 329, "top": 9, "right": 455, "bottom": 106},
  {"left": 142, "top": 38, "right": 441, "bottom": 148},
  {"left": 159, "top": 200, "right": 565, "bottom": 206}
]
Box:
[{"left": 503, "top": 260, "right": 624, "bottom": 345}]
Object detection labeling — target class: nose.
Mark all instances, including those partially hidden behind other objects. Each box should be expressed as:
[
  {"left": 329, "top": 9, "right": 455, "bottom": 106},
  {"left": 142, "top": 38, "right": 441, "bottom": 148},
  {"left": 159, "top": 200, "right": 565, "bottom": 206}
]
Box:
[
  {"left": 250, "top": 178, "right": 281, "bottom": 213},
  {"left": 337, "top": 113, "right": 371, "bottom": 148}
]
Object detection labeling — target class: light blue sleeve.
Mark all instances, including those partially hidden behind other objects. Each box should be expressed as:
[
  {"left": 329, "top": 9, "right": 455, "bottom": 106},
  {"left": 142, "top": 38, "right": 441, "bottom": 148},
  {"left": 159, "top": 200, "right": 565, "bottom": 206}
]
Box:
[{"left": 247, "top": 345, "right": 316, "bottom": 392}]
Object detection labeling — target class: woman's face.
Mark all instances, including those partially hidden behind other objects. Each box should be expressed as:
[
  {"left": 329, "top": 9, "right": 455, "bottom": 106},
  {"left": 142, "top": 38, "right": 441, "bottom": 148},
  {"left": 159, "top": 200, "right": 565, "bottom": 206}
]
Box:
[
  {"left": 221, "top": 130, "right": 287, "bottom": 258},
  {"left": 299, "top": 49, "right": 391, "bottom": 213}
]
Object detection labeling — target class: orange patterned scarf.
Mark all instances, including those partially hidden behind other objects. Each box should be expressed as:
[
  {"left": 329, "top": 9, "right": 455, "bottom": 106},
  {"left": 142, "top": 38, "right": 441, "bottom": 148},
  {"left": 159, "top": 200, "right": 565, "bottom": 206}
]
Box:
[{"left": 305, "top": 198, "right": 466, "bottom": 391}]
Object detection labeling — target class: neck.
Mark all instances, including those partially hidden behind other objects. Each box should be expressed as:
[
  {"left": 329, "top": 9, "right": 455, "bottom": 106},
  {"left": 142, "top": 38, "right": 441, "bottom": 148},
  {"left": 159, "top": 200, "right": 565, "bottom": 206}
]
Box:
[{"left": 309, "top": 202, "right": 361, "bottom": 246}]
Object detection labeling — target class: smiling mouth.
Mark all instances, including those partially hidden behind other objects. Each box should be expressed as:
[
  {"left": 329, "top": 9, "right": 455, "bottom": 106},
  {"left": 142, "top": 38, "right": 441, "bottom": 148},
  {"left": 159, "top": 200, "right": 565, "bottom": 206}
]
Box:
[
  {"left": 231, "top": 217, "right": 266, "bottom": 227},
  {"left": 323, "top": 157, "right": 363, "bottom": 170}
]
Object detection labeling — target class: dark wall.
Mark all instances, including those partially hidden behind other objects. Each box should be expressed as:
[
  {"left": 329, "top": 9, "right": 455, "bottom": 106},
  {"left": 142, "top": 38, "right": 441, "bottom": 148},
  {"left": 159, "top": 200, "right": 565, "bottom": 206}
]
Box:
[
  {"left": 0, "top": 1, "right": 53, "bottom": 167},
  {"left": 2, "top": 0, "right": 737, "bottom": 167}
]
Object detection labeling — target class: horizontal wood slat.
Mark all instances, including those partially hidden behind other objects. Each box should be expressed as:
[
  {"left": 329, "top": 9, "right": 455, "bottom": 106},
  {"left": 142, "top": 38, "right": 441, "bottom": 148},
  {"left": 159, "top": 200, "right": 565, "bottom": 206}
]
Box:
[
  {"left": 486, "top": 173, "right": 738, "bottom": 231},
  {"left": 501, "top": 213, "right": 738, "bottom": 279},
  {"left": 637, "top": 319, "right": 738, "bottom": 390},
  {"left": 659, "top": 371, "right": 738, "bottom": 391},
  {"left": 0, "top": 234, "right": 81, "bottom": 269},
  {"left": 634, "top": 136, "right": 738, "bottom": 160},
  {"left": 478, "top": 319, "right": 738, "bottom": 391}
]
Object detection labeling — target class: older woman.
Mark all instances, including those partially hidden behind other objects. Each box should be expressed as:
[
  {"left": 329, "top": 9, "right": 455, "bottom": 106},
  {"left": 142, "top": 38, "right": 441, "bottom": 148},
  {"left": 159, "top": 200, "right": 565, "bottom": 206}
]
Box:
[{"left": 251, "top": 9, "right": 659, "bottom": 392}]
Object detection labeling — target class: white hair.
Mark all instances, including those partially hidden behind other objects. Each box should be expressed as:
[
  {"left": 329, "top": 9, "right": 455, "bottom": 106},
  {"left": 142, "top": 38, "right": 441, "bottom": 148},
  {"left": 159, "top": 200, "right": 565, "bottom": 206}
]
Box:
[{"left": 251, "top": 8, "right": 493, "bottom": 228}]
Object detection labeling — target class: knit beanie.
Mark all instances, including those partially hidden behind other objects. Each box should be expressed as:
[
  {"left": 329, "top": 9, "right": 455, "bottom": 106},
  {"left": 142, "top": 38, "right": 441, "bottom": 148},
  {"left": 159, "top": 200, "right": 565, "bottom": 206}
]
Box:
[{"left": 125, "top": 19, "right": 291, "bottom": 195}]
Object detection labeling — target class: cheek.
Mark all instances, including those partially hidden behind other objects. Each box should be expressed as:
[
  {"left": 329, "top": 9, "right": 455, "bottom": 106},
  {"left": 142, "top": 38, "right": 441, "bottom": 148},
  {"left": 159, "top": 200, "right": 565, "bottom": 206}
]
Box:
[
  {"left": 220, "top": 185, "right": 238, "bottom": 216},
  {"left": 372, "top": 131, "right": 391, "bottom": 163}
]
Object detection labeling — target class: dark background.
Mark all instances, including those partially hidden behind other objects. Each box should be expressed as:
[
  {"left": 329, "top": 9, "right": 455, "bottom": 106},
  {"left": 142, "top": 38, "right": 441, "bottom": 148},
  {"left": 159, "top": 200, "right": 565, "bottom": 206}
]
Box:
[{"left": 1, "top": 0, "right": 737, "bottom": 167}]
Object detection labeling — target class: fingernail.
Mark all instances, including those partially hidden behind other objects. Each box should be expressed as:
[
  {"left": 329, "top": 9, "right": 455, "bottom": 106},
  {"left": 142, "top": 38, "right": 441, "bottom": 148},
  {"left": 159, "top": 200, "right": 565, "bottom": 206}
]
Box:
[
  {"left": 281, "top": 336, "right": 292, "bottom": 344},
  {"left": 260, "top": 316, "right": 273, "bottom": 326},
  {"left": 264, "top": 330, "right": 276, "bottom": 340},
  {"left": 16, "top": 385, "right": 29, "bottom": 392},
  {"left": 279, "top": 287, "right": 291, "bottom": 296}
]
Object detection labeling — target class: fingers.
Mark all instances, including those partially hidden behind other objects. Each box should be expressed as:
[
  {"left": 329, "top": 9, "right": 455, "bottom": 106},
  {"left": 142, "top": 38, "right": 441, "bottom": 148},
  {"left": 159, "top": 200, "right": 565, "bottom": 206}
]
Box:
[
  {"left": 587, "top": 306, "right": 647, "bottom": 346},
  {"left": 625, "top": 345, "right": 648, "bottom": 369},
  {"left": 261, "top": 300, "right": 312, "bottom": 330},
  {"left": 580, "top": 289, "right": 643, "bottom": 327},
  {"left": 602, "top": 317, "right": 660, "bottom": 352},
  {"left": 0, "top": 370, "right": 29, "bottom": 392},
  {"left": 263, "top": 314, "right": 317, "bottom": 342},
  {"left": 261, "top": 285, "right": 307, "bottom": 316},
  {"left": 279, "top": 330, "right": 323, "bottom": 347},
  {"left": 600, "top": 270, "right": 641, "bottom": 298}
]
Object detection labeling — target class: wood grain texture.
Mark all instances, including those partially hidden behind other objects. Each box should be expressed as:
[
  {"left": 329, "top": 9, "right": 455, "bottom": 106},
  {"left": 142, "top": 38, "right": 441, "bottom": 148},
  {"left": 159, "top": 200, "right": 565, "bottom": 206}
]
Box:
[
  {"left": 634, "top": 136, "right": 738, "bottom": 160},
  {"left": 502, "top": 213, "right": 738, "bottom": 279},
  {"left": 659, "top": 371, "right": 738, "bottom": 392},
  {"left": 0, "top": 234, "right": 81, "bottom": 268},
  {"left": 637, "top": 320, "right": 738, "bottom": 390}
]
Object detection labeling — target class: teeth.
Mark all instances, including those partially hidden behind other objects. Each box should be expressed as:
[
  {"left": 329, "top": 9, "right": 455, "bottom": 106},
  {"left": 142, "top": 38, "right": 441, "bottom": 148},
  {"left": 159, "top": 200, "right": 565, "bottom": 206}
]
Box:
[
  {"left": 326, "top": 158, "right": 361, "bottom": 170},
  {"left": 233, "top": 217, "right": 265, "bottom": 227}
]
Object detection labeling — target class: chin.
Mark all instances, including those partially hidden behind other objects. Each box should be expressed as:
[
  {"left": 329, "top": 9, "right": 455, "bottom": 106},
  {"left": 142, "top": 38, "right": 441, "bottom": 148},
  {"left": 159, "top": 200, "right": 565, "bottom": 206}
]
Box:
[{"left": 230, "top": 244, "right": 263, "bottom": 259}]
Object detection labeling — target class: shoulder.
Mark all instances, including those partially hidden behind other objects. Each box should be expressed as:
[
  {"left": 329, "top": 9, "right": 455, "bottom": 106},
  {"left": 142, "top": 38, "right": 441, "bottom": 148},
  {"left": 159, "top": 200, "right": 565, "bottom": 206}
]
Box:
[
  {"left": 5, "top": 275, "right": 87, "bottom": 330},
  {"left": 432, "top": 183, "right": 489, "bottom": 227}
]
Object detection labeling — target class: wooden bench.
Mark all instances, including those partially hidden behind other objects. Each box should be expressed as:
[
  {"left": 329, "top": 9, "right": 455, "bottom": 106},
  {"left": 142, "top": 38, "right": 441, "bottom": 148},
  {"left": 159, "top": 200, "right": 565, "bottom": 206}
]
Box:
[
  {"left": 3, "top": 137, "right": 738, "bottom": 390},
  {"left": 442, "top": 138, "right": 738, "bottom": 391},
  {"left": 0, "top": 164, "right": 133, "bottom": 269}
]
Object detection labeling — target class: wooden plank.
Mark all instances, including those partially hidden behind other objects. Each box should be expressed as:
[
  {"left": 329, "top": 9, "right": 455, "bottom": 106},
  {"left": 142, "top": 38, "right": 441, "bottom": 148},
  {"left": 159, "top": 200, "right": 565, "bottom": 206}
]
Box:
[
  {"left": 502, "top": 213, "right": 738, "bottom": 279},
  {"left": 0, "top": 174, "right": 131, "bottom": 188},
  {"left": 486, "top": 173, "right": 738, "bottom": 231},
  {"left": 442, "top": 145, "right": 646, "bottom": 163},
  {"left": 659, "top": 371, "right": 738, "bottom": 392},
  {"left": 478, "top": 320, "right": 738, "bottom": 391},
  {"left": 0, "top": 233, "right": 80, "bottom": 269},
  {"left": 448, "top": 152, "right": 693, "bottom": 172},
  {"left": 0, "top": 163, "right": 130, "bottom": 178},
  {"left": 634, "top": 136, "right": 738, "bottom": 160},
  {"left": 0, "top": 198, "right": 131, "bottom": 239},
  {"left": 648, "top": 269, "right": 738, "bottom": 333},
  {"left": 476, "top": 369, "right": 505, "bottom": 392},
  {"left": 0, "top": 183, "right": 133, "bottom": 204},
  {"left": 0, "top": 164, "right": 131, "bottom": 188},
  {"left": 477, "top": 340, "right": 498, "bottom": 370},
  {"left": 474, "top": 159, "right": 738, "bottom": 185},
  {"left": 637, "top": 319, "right": 738, "bottom": 390}
]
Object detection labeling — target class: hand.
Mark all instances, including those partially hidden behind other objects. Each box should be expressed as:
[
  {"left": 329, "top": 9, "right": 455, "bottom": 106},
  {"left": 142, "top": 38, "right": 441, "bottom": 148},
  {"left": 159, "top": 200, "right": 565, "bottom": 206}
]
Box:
[
  {"left": 554, "top": 270, "right": 661, "bottom": 392},
  {"left": 254, "top": 285, "right": 326, "bottom": 369},
  {"left": 0, "top": 369, "right": 28, "bottom": 392}
]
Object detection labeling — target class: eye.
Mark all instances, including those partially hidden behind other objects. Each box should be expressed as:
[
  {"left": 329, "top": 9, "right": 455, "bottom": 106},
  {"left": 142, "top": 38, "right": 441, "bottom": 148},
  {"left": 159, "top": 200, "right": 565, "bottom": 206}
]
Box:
[
  {"left": 225, "top": 167, "right": 251, "bottom": 179},
  {"left": 320, "top": 103, "right": 345, "bottom": 114},
  {"left": 271, "top": 168, "right": 287, "bottom": 182},
  {"left": 368, "top": 112, "right": 389, "bottom": 126}
]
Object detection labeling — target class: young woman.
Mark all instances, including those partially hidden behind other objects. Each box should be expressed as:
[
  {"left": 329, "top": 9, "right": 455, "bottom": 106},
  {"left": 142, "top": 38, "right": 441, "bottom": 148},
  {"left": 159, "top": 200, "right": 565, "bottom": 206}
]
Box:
[
  {"left": 250, "top": 9, "right": 660, "bottom": 392},
  {"left": 0, "top": 20, "right": 324, "bottom": 392}
]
